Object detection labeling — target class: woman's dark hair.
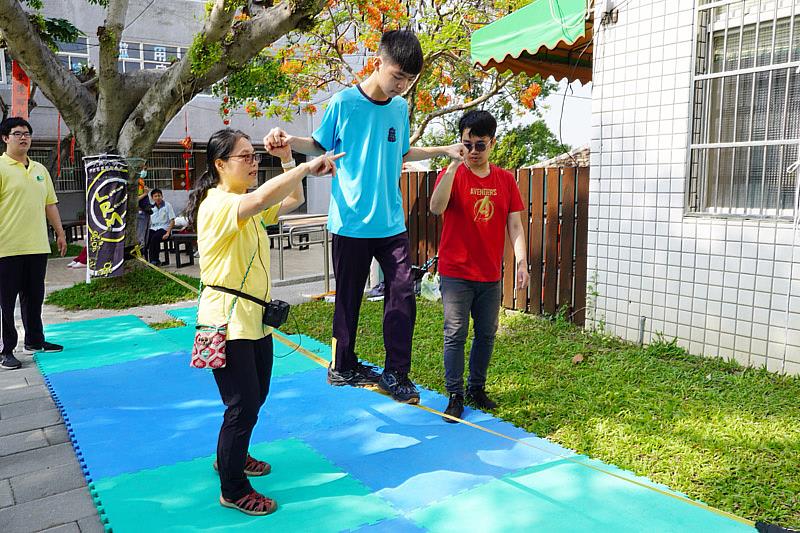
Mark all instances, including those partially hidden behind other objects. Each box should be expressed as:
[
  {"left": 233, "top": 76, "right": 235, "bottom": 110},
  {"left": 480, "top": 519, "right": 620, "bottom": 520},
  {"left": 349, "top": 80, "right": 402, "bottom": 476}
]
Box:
[
  {"left": 186, "top": 128, "right": 250, "bottom": 230},
  {"left": 458, "top": 110, "right": 497, "bottom": 139},
  {"left": 379, "top": 30, "right": 423, "bottom": 75},
  {"left": 0, "top": 117, "right": 33, "bottom": 137}
]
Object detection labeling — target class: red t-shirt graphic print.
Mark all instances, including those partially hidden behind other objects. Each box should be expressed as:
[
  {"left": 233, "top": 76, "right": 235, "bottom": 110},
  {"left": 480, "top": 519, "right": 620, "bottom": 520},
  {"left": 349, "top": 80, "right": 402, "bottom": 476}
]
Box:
[{"left": 435, "top": 163, "right": 525, "bottom": 282}]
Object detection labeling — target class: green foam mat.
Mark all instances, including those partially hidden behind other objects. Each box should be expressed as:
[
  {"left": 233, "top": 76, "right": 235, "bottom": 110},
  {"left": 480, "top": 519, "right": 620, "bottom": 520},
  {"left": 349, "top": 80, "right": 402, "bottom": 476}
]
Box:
[
  {"left": 92, "top": 438, "right": 398, "bottom": 532},
  {"left": 154, "top": 325, "right": 195, "bottom": 351},
  {"left": 165, "top": 306, "right": 199, "bottom": 326},
  {"left": 39, "top": 315, "right": 179, "bottom": 374},
  {"left": 409, "top": 458, "right": 753, "bottom": 533}
]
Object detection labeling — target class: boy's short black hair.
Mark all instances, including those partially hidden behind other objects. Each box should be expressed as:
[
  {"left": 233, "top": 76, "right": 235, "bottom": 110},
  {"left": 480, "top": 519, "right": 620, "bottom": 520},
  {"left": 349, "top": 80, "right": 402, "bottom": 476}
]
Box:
[
  {"left": 458, "top": 110, "right": 497, "bottom": 139},
  {"left": 151, "top": 188, "right": 163, "bottom": 196},
  {"left": 0, "top": 117, "right": 33, "bottom": 137},
  {"left": 379, "top": 30, "right": 423, "bottom": 75}
]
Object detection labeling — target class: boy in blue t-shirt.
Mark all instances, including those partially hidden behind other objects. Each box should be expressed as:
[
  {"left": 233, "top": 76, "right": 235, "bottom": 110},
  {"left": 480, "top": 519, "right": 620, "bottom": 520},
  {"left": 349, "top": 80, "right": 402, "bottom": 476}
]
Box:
[{"left": 266, "top": 30, "right": 465, "bottom": 404}]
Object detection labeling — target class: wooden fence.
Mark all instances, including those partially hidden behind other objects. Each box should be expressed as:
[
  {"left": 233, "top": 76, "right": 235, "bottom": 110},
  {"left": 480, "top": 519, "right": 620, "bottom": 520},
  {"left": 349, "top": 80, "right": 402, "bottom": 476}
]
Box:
[{"left": 400, "top": 167, "right": 590, "bottom": 325}]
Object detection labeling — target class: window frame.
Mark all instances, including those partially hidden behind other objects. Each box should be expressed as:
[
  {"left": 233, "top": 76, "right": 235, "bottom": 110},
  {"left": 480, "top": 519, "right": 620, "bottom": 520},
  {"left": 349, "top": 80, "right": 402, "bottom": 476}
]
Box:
[
  {"left": 686, "top": 0, "right": 800, "bottom": 219},
  {"left": 117, "top": 41, "right": 186, "bottom": 73}
]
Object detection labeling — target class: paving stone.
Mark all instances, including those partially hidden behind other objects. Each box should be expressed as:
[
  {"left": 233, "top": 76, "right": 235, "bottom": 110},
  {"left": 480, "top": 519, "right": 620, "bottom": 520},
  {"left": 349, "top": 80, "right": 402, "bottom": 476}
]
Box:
[
  {"left": 25, "top": 374, "right": 44, "bottom": 385},
  {"left": 0, "top": 376, "right": 30, "bottom": 392},
  {"left": 44, "top": 424, "right": 70, "bottom": 445},
  {"left": 0, "top": 384, "right": 48, "bottom": 405},
  {"left": 0, "top": 478, "right": 13, "bottom": 508},
  {"left": 0, "top": 442, "right": 75, "bottom": 478},
  {"left": 0, "top": 429, "right": 48, "bottom": 456},
  {"left": 0, "top": 396, "right": 56, "bottom": 419},
  {"left": 0, "top": 487, "right": 96, "bottom": 533},
  {"left": 77, "top": 516, "right": 105, "bottom": 533},
  {"left": 10, "top": 461, "right": 86, "bottom": 504},
  {"left": 0, "top": 409, "right": 62, "bottom": 437},
  {"left": 0, "top": 367, "right": 42, "bottom": 388},
  {"left": 41, "top": 522, "right": 80, "bottom": 533}
]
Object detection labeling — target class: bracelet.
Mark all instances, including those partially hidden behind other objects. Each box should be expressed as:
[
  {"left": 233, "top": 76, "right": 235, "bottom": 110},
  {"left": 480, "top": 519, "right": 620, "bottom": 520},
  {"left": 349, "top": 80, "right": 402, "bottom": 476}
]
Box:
[{"left": 281, "top": 159, "right": 297, "bottom": 169}]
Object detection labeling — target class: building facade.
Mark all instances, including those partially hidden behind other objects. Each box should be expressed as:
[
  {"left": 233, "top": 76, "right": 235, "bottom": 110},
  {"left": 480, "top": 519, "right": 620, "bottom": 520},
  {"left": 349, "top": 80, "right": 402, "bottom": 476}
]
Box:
[{"left": 588, "top": 0, "right": 800, "bottom": 373}]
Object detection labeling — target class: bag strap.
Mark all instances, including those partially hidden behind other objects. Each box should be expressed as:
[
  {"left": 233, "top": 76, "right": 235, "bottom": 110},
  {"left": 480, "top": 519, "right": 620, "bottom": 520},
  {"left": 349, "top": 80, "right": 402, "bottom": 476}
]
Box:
[{"left": 206, "top": 285, "right": 269, "bottom": 308}]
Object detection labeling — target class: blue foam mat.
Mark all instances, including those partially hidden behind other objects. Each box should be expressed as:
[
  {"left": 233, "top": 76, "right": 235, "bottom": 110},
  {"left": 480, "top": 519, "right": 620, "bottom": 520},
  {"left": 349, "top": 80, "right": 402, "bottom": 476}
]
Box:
[
  {"left": 38, "top": 315, "right": 755, "bottom": 533},
  {"left": 44, "top": 351, "right": 292, "bottom": 479}
]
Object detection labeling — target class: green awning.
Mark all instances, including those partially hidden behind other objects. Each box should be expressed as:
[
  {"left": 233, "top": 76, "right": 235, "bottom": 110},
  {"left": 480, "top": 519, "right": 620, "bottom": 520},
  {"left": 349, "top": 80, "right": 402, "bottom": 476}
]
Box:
[{"left": 471, "top": 0, "right": 593, "bottom": 84}]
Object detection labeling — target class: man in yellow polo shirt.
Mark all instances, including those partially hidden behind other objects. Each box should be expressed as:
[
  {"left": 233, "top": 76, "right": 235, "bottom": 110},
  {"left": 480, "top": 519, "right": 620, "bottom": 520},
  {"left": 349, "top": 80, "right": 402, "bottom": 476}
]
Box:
[{"left": 0, "top": 117, "right": 67, "bottom": 370}]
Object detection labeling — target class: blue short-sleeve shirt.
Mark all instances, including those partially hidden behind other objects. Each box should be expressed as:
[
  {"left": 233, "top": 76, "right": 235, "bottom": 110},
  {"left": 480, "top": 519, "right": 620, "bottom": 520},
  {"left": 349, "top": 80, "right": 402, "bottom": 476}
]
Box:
[{"left": 312, "top": 85, "right": 410, "bottom": 238}]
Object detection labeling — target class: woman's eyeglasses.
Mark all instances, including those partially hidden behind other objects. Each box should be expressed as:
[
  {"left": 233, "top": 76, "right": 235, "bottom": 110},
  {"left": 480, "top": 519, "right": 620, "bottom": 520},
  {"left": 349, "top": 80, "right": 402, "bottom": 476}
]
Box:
[
  {"left": 227, "top": 153, "right": 262, "bottom": 164},
  {"left": 462, "top": 141, "right": 488, "bottom": 153}
]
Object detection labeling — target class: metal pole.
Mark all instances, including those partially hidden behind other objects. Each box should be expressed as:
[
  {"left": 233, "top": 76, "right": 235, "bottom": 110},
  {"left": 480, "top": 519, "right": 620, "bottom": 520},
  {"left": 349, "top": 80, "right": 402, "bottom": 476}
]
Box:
[
  {"left": 323, "top": 227, "right": 330, "bottom": 293},
  {"left": 278, "top": 220, "right": 285, "bottom": 280}
]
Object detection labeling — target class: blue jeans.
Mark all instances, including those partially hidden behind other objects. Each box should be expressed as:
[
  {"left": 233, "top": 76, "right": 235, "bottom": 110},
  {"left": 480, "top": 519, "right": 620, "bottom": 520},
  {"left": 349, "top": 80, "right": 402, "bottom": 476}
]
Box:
[{"left": 441, "top": 276, "right": 502, "bottom": 395}]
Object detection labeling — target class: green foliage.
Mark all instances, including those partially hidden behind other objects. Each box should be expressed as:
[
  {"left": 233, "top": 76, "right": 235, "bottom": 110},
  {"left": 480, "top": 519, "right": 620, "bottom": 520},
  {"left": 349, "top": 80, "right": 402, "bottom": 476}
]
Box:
[
  {"left": 425, "top": 118, "right": 571, "bottom": 171},
  {"left": 489, "top": 120, "right": 571, "bottom": 169},
  {"left": 45, "top": 267, "right": 199, "bottom": 310},
  {"left": 211, "top": 54, "right": 290, "bottom": 113},
  {"left": 25, "top": 15, "right": 84, "bottom": 53},
  {"left": 283, "top": 299, "right": 800, "bottom": 528},
  {"left": 48, "top": 241, "right": 83, "bottom": 259},
  {"left": 227, "top": 0, "right": 559, "bottom": 141},
  {"left": 148, "top": 319, "right": 186, "bottom": 330},
  {"left": 189, "top": 34, "right": 224, "bottom": 78},
  {"left": 224, "top": 0, "right": 249, "bottom": 11}
]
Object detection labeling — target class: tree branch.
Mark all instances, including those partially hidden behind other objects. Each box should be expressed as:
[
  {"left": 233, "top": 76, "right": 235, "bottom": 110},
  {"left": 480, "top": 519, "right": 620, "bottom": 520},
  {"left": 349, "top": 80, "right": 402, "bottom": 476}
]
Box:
[
  {"left": 93, "top": 0, "right": 129, "bottom": 149},
  {"left": 0, "top": 0, "right": 95, "bottom": 144},
  {"left": 409, "top": 74, "right": 512, "bottom": 145},
  {"left": 203, "top": 0, "right": 238, "bottom": 43},
  {"left": 117, "top": 0, "right": 326, "bottom": 157}
]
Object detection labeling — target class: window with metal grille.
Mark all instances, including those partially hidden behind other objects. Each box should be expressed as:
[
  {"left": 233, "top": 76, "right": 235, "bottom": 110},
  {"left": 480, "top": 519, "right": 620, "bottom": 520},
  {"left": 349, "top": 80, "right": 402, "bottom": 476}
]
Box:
[
  {"left": 688, "top": 0, "right": 800, "bottom": 217},
  {"left": 0, "top": 49, "right": 8, "bottom": 84},
  {"left": 56, "top": 37, "right": 90, "bottom": 75}
]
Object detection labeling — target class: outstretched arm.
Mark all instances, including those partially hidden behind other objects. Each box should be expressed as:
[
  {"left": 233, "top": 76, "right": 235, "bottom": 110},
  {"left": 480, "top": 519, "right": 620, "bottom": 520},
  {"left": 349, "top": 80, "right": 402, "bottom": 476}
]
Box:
[
  {"left": 238, "top": 153, "right": 344, "bottom": 223},
  {"left": 404, "top": 143, "right": 466, "bottom": 163},
  {"left": 264, "top": 128, "right": 326, "bottom": 157}
]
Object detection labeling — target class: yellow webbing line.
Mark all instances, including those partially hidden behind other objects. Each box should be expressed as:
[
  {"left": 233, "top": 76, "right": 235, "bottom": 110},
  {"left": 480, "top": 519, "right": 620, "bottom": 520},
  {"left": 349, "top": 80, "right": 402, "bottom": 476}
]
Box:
[{"left": 137, "top": 255, "right": 755, "bottom": 528}]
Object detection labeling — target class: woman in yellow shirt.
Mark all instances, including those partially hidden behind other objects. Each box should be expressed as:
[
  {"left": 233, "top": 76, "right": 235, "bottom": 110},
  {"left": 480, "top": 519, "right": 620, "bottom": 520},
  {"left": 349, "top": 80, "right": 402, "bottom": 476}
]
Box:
[{"left": 187, "top": 128, "right": 341, "bottom": 516}]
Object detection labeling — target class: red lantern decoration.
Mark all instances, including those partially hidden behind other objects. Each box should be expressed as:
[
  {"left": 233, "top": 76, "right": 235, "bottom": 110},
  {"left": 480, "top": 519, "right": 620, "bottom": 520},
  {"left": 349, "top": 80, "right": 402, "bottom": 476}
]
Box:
[{"left": 182, "top": 112, "right": 193, "bottom": 191}]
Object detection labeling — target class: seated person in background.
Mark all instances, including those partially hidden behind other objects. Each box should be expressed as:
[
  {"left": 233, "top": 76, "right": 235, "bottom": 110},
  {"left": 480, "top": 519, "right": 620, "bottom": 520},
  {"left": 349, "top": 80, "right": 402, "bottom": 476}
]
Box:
[{"left": 146, "top": 188, "right": 175, "bottom": 266}]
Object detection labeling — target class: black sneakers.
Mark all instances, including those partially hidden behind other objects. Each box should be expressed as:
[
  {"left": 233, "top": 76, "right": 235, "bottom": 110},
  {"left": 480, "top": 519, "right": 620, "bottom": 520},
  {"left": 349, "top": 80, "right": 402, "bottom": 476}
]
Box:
[
  {"left": 0, "top": 354, "right": 22, "bottom": 370},
  {"left": 466, "top": 387, "right": 498, "bottom": 410},
  {"left": 327, "top": 362, "right": 381, "bottom": 388},
  {"left": 442, "top": 392, "right": 464, "bottom": 423},
  {"left": 378, "top": 370, "right": 420, "bottom": 404},
  {"left": 23, "top": 341, "right": 63, "bottom": 354}
]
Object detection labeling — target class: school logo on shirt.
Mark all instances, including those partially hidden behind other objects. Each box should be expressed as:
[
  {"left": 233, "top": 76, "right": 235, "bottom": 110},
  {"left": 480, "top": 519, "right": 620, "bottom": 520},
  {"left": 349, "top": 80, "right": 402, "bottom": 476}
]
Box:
[{"left": 387, "top": 127, "right": 396, "bottom": 143}]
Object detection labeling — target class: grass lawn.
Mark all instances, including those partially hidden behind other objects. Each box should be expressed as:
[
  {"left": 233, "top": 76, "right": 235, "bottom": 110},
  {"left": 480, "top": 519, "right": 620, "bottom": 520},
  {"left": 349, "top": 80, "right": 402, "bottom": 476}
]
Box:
[
  {"left": 45, "top": 267, "right": 199, "bottom": 310},
  {"left": 49, "top": 241, "right": 83, "bottom": 259},
  {"left": 284, "top": 299, "right": 800, "bottom": 529}
]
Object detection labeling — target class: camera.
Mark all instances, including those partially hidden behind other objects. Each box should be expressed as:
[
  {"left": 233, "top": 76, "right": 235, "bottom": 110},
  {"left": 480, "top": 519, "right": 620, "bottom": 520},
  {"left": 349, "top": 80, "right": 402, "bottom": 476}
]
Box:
[{"left": 263, "top": 299, "right": 290, "bottom": 328}]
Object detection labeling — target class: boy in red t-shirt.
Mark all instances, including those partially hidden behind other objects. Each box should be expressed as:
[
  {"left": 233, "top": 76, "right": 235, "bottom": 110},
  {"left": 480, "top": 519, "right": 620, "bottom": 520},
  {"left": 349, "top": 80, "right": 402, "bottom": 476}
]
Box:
[{"left": 430, "top": 110, "right": 529, "bottom": 422}]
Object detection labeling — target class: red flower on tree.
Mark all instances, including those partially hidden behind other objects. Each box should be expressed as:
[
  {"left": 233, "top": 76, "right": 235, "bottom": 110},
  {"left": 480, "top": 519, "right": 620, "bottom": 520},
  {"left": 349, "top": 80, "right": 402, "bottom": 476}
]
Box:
[{"left": 520, "top": 83, "right": 542, "bottom": 109}]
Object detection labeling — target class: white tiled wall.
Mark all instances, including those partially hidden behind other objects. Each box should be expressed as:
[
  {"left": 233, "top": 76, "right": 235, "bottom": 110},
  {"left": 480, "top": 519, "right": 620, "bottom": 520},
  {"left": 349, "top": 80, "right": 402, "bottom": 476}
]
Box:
[{"left": 587, "top": 0, "right": 800, "bottom": 374}]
